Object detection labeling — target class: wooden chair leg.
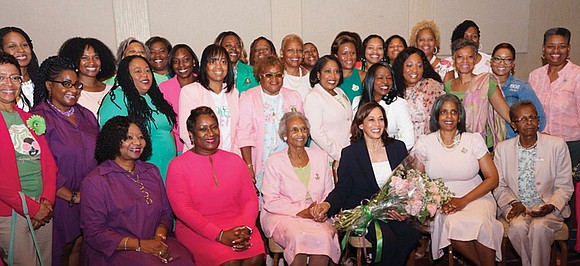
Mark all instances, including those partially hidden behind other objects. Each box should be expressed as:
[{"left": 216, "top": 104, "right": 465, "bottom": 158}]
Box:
[{"left": 356, "top": 246, "right": 363, "bottom": 266}]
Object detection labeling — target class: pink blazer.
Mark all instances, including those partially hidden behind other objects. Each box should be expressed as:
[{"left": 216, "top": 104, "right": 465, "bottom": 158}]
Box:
[
  {"left": 493, "top": 133, "right": 574, "bottom": 218},
  {"left": 159, "top": 76, "right": 183, "bottom": 152},
  {"left": 178, "top": 82, "right": 240, "bottom": 154},
  {"left": 260, "top": 148, "right": 334, "bottom": 237},
  {"left": 237, "top": 86, "right": 303, "bottom": 175}
]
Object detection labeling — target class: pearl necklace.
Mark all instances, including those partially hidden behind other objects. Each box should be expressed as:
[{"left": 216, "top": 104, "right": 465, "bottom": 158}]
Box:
[
  {"left": 436, "top": 130, "right": 461, "bottom": 149},
  {"left": 47, "top": 100, "right": 75, "bottom": 117}
]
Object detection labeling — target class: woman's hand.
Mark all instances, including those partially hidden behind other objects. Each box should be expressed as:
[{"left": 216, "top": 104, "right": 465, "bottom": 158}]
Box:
[
  {"left": 140, "top": 239, "right": 171, "bottom": 260},
  {"left": 441, "top": 197, "right": 468, "bottom": 214},
  {"left": 219, "top": 226, "right": 253, "bottom": 251},
  {"left": 296, "top": 202, "right": 316, "bottom": 219},
  {"left": 309, "top": 202, "right": 330, "bottom": 222},
  {"left": 528, "top": 204, "right": 555, "bottom": 218},
  {"left": 386, "top": 210, "right": 408, "bottom": 221},
  {"left": 32, "top": 200, "right": 53, "bottom": 229},
  {"left": 507, "top": 202, "right": 527, "bottom": 221}
]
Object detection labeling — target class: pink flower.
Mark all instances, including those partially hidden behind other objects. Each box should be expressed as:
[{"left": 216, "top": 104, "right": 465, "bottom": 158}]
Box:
[
  {"left": 427, "top": 204, "right": 437, "bottom": 216},
  {"left": 390, "top": 176, "right": 410, "bottom": 196}
]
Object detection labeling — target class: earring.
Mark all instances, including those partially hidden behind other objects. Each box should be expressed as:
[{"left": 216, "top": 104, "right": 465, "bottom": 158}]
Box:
[
  {"left": 567, "top": 54, "right": 571, "bottom": 59},
  {"left": 433, "top": 47, "right": 438, "bottom": 55},
  {"left": 190, "top": 138, "right": 194, "bottom": 145},
  {"left": 541, "top": 53, "right": 546, "bottom": 59},
  {"left": 283, "top": 137, "right": 287, "bottom": 141},
  {"left": 478, "top": 43, "right": 483, "bottom": 51}
]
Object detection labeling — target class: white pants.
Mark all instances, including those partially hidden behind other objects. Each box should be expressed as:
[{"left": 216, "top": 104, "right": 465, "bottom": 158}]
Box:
[
  {"left": 0, "top": 214, "right": 53, "bottom": 266},
  {"left": 508, "top": 212, "right": 563, "bottom": 266}
]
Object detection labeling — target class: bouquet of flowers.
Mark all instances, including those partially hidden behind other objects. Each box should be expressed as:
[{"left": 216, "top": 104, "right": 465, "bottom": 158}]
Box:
[{"left": 333, "top": 154, "right": 454, "bottom": 235}]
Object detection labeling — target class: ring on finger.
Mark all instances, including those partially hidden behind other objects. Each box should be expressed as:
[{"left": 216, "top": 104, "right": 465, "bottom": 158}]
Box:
[{"left": 158, "top": 251, "right": 163, "bottom": 256}]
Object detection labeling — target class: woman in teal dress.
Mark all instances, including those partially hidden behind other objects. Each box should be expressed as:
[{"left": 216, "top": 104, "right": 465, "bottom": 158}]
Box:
[{"left": 99, "top": 55, "right": 177, "bottom": 181}]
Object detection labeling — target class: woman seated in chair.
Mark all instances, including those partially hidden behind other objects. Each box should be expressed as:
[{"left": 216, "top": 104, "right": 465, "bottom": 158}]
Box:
[
  {"left": 260, "top": 110, "right": 340, "bottom": 265},
  {"left": 493, "top": 100, "right": 573, "bottom": 266}
]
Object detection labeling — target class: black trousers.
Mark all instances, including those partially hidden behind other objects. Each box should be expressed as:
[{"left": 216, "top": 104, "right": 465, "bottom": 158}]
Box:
[{"left": 364, "top": 220, "right": 420, "bottom": 266}]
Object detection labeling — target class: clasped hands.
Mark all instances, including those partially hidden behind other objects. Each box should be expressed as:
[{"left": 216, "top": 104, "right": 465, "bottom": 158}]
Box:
[
  {"left": 507, "top": 202, "right": 555, "bottom": 221},
  {"left": 298, "top": 202, "right": 410, "bottom": 222},
  {"left": 219, "top": 226, "right": 253, "bottom": 252},
  {"left": 32, "top": 199, "right": 53, "bottom": 230},
  {"left": 141, "top": 238, "right": 172, "bottom": 263}
]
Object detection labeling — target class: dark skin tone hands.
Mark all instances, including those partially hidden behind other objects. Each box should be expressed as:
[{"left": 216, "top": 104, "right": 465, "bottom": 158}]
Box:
[
  {"left": 296, "top": 202, "right": 317, "bottom": 219},
  {"left": 507, "top": 202, "right": 555, "bottom": 220},
  {"left": 506, "top": 202, "right": 527, "bottom": 221},
  {"left": 140, "top": 239, "right": 171, "bottom": 260},
  {"left": 219, "top": 226, "right": 252, "bottom": 251},
  {"left": 32, "top": 199, "right": 53, "bottom": 229},
  {"left": 528, "top": 204, "right": 555, "bottom": 218},
  {"left": 441, "top": 197, "right": 469, "bottom": 215}
]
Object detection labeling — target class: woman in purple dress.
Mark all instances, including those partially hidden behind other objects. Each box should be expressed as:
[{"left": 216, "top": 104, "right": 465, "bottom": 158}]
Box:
[
  {"left": 80, "top": 116, "right": 193, "bottom": 265},
  {"left": 31, "top": 56, "right": 98, "bottom": 266}
]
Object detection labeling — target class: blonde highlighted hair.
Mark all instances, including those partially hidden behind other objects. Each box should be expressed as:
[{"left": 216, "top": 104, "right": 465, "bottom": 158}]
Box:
[{"left": 409, "top": 20, "right": 441, "bottom": 52}]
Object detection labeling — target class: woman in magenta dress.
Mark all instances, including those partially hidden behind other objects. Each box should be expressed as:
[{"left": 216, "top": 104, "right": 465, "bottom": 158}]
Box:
[
  {"left": 80, "top": 116, "right": 193, "bottom": 265},
  {"left": 31, "top": 56, "right": 99, "bottom": 266},
  {"left": 166, "top": 106, "right": 265, "bottom": 266}
]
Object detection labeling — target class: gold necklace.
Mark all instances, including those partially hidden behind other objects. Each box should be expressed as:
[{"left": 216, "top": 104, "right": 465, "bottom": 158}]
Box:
[{"left": 126, "top": 173, "right": 153, "bottom": 205}]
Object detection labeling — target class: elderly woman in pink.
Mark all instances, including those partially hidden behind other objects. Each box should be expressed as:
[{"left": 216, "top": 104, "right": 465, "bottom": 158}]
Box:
[
  {"left": 238, "top": 56, "right": 303, "bottom": 190},
  {"left": 260, "top": 110, "right": 340, "bottom": 265}
]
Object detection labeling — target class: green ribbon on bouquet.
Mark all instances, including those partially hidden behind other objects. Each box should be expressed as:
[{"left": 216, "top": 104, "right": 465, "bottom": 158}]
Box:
[{"left": 340, "top": 205, "right": 385, "bottom": 263}]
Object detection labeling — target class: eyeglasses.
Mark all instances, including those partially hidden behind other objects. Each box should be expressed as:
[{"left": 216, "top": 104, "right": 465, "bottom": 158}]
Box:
[
  {"left": 512, "top": 115, "right": 539, "bottom": 123},
  {"left": 262, "top": 72, "right": 284, "bottom": 79},
  {"left": 0, "top": 75, "right": 23, "bottom": 84},
  {"left": 48, "top": 80, "right": 84, "bottom": 89},
  {"left": 491, "top": 57, "right": 514, "bottom": 64}
]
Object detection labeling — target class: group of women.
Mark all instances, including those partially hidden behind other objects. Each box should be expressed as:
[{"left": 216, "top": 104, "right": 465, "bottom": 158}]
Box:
[{"left": 0, "top": 18, "right": 578, "bottom": 266}]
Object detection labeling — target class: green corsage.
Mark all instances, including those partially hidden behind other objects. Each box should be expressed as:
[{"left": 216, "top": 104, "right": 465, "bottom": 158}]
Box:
[{"left": 26, "top": 115, "right": 46, "bottom": 135}]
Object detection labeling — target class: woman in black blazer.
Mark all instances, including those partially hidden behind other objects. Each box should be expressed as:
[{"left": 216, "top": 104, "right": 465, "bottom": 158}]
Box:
[{"left": 313, "top": 102, "right": 420, "bottom": 266}]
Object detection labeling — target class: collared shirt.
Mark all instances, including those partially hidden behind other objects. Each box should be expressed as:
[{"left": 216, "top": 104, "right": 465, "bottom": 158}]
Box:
[
  {"left": 500, "top": 74, "right": 546, "bottom": 139},
  {"left": 529, "top": 61, "right": 580, "bottom": 142}
]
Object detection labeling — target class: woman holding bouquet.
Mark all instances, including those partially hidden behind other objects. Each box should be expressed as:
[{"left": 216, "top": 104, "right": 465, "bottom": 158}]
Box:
[
  {"left": 413, "top": 94, "right": 503, "bottom": 265},
  {"left": 314, "top": 102, "right": 420, "bottom": 266}
]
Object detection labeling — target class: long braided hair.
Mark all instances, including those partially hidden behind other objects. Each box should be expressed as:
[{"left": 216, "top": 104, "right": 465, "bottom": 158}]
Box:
[{"left": 108, "top": 55, "right": 176, "bottom": 129}]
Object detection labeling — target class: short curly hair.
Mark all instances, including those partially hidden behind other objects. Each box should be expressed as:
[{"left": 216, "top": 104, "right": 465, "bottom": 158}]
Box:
[
  {"left": 277, "top": 110, "right": 310, "bottom": 141},
  {"left": 58, "top": 37, "right": 116, "bottom": 81},
  {"left": 409, "top": 20, "right": 441, "bottom": 52},
  {"left": 33, "top": 55, "right": 76, "bottom": 105},
  {"left": 95, "top": 116, "right": 152, "bottom": 164},
  {"left": 253, "top": 55, "right": 284, "bottom": 82}
]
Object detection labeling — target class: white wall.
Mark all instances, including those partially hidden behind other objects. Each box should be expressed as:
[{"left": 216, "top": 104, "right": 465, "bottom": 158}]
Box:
[{"left": 1, "top": 0, "right": 579, "bottom": 79}]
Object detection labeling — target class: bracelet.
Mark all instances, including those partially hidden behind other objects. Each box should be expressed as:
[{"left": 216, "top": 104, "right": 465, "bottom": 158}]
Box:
[
  {"left": 509, "top": 200, "right": 520, "bottom": 207},
  {"left": 136, "top": 238, "right": 141, "bottom": 252},
  {"left": 242, "top": 225, "right": 253, "bottom": 234},
  {"left": 69, "top": 191, "right": 77, "bottom": 207},
  {"left": 217, "top": 230, "right": 224, "bottom": 243},
  {"left": 123, "top": 237, "right": 129, "bottom": 251},
  {"left": 156, "top": 234, "right": 167, "bottom": 241},
  {"left": 247, "top": 163, "right": 253, "bottom": 169}
]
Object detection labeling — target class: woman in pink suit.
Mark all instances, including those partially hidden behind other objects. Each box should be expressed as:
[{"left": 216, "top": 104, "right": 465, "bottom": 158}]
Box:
[
  {"left": 178, "top": 44, "right": 240, "bottom": 154},
  {"left": 238, "top": 55, "right": 303, "bottom": 189},
  {"left": 260, "top": 110, "right": 340, "bottom": 265},
  {"left": 166, "top": 106, "right": 264, "bottom": 266}
]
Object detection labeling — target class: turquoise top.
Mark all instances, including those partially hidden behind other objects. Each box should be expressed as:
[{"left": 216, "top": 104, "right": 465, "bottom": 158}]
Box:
[
  {"left": 98, "top": 88, "right": 177, "bottom": 181},
  {"left": 340, "top": 69, "right": 363, "bottom": 103},
  {"left": 153, "top": 72, "right": 171, "bottom": 85},
  {"left": 235, "top": 62, "right": 259, "bottom": 94}
]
